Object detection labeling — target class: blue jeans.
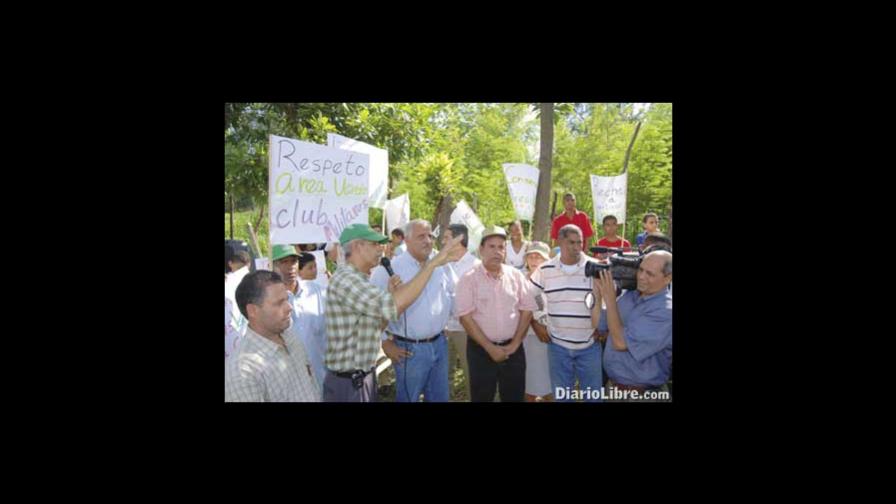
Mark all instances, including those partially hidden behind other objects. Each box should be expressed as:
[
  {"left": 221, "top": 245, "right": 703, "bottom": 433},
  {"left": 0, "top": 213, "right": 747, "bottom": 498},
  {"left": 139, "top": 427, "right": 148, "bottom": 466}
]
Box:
[
  {"left": 548, "top": 341, "right": 603, "bottom": 402},
  {"left": 394, "top": 333, "right": 449, "bottom": 402}
]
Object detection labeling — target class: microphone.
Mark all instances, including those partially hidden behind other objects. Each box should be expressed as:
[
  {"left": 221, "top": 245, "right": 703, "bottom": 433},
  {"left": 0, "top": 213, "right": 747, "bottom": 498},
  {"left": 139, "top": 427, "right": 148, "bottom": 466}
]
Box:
[{"left": 380, "top": 256, "right": 395, "bottom": 276}]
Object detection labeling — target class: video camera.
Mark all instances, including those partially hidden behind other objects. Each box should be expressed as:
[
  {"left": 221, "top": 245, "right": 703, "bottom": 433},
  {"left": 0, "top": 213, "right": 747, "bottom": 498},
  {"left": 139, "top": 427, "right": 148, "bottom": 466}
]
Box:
[{"left": 584, "top": 247, "right": 643, "bottom": 291}]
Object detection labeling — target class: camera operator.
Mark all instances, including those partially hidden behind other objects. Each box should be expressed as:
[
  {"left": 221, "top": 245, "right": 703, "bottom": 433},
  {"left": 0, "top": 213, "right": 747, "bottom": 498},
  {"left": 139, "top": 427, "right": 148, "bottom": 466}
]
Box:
[{"left": 591, "top": 250, "right": 673, "bottom": 401}]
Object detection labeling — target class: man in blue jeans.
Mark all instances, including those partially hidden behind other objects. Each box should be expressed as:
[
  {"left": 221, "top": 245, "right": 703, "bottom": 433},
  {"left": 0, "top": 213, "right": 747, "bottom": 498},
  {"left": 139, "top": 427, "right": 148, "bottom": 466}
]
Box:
[
  {"left": 529, "top": 224, "right": 604, "bottom": 402},
  {"left": 370, "top": 219, "right": 456, "bottom": 402}
]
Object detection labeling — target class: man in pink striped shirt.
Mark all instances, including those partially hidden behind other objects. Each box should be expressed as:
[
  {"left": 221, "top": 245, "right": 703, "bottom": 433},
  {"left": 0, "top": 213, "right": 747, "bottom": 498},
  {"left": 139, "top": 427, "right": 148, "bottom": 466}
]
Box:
[{"left": 455, "top": 225, "right": 537, "bottom": 402}]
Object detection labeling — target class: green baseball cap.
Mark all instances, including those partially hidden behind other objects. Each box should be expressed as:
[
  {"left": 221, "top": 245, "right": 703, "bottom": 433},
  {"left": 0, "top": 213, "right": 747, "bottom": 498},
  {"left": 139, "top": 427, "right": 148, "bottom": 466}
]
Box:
[
  {"left": 339, "top": 223, "right": 390, "bottom": 246},
  {"left": 271, "top": 244, "right": 300, "bottom": 262}
]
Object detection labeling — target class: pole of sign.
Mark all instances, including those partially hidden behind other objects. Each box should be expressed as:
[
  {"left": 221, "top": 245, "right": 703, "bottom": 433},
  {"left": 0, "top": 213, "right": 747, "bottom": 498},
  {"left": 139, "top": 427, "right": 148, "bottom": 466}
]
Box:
[
  {"left": 229, "top": 191, "right": 234, "bottom": 241},
  {"left": 623, "top": 221, "right": 627, "bottom": 252}
]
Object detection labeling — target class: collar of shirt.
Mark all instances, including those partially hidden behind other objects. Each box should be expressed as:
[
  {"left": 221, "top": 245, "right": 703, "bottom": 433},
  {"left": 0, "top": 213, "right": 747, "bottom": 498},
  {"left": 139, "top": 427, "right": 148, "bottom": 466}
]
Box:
[
  {"left": 560, "top": 210, "right": 585, "bottom": 220},
  {"left": 393, "top": 250, "right": 428, "bottom": 270},
  {"left": 476, "top": 262, "right": 509, "bottom": 281},
  {"left": 338, "top": 262, "right": 369, "bottom": 280},
  {"left": 228, "top": 265, "right": 249, "bottom": 279},
  {"left": 243, "top": 326, "right": 289, "bottom": 358},
  {"left": 554, "top": 253, "right": 590, "bottom": 271},
  {"left": 631, "top": 288, "right": 671, "bottom": 305},
  {"left": 296, "top": 279, "right": 321, "bottom": 297}
]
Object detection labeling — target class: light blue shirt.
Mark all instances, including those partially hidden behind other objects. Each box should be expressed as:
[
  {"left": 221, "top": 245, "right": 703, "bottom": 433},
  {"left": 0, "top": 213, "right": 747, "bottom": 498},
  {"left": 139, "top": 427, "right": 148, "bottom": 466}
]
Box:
[
  {"left": 287, "top": 280, "right": 328, "bottom": 388},
  {"left": 600, "top": 288, "right": 672, "bottom": 387},
  {"left": 370, "top": 251, "right": 456, "bottom": 340}
]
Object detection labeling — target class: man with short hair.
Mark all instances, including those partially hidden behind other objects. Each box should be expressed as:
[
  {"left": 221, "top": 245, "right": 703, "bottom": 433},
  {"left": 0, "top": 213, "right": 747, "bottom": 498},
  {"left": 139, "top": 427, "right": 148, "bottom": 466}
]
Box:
[
  {"left": 323, "top": 223, "right": 465, "bottom": 402},
  {"left": 592, "top": 251, "right": 672, "bottom": 401},
  {"left": 371, "top": 219, "right": 457, "bottom": 402},
  {"left": 271, "top": 244, "right": 329, "bottom": 390},
  {"left": 225, "top": 270, "right": 321, "bottom": 402},
  {"left": 387, "top": 227, "right": 407, "bottom": 258},
  {"left": 550, "top": 192, "right": 595, "bottom": 249},
  {"left": 530, "top": 224, "right": 604, "bottom": 402},
  {"left": 441, "top": 223, "right": 479, "bottom": 400},
  {"left": 455, "top": 225, "right": 536, "bottom": 402},
  {"left": 594, "top": 215, "right": 632, "bottom": 260}
]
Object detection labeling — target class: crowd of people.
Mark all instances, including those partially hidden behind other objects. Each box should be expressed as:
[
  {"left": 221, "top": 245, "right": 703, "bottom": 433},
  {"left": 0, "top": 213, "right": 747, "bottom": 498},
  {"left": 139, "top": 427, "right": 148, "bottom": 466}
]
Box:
[{"left": 225, "top": 194, "right": 672, "bottom": 403}]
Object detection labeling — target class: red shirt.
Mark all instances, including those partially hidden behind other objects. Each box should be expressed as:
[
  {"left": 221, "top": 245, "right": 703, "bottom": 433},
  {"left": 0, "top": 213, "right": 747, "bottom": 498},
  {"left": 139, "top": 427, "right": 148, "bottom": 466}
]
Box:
[
  {"left": 593, "top": 237, "right": 633, "bottom": 258},
  {"left": 551, "top": 211, "right": 594, "bottom": 241},
  {"left": 596, "top": 237, "right": 632, "bottom": 251}
]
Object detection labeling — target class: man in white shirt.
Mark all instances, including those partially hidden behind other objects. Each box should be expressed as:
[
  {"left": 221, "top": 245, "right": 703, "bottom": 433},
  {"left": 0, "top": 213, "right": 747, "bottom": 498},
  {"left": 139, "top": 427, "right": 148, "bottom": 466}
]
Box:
[
  {"left": 294, "top": 251, "right": 328, "bottom": 390},
  {"left": 370, "top": 219, "right": 457, "bottom": 402},
  {"left": 225, "top": 249, "right": 251, "bottom": 335},
  {"left": 225, "top": 294, "right": 242, "bottom": 360},
  {"left": 441, "top": 223, "right": 479, "bottom": 400},
  {"left": 388, "top": 227, "right": 407, "bottom": 258}
]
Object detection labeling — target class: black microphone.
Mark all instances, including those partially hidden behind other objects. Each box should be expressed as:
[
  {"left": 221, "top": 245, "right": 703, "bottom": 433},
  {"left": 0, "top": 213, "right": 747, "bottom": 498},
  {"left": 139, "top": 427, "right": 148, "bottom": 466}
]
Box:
[{"left": 380, "top": 256, "right": 395, "bottom": 276}]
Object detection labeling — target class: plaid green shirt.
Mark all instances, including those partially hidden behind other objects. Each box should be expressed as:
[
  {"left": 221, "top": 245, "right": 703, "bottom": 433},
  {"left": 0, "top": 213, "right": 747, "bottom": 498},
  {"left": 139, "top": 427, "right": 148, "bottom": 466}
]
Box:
[{"left": 325, "top": 263, "right": 398, "bottom": 372}]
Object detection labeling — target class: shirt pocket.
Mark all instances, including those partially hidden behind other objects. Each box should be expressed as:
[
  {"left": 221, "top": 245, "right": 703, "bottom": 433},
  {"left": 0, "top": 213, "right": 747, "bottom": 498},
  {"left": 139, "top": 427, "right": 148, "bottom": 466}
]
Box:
[{"left": 475, "top": 285, "right": 493, "bottom": 311}]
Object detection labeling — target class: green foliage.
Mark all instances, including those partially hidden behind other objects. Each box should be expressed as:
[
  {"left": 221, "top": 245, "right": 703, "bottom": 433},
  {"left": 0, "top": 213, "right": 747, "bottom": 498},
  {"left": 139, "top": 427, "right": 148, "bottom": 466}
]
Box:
[
  {"left": 225, "top": 103, "right": 671, "bottom": 243},
  {"left": 552, "top": 103, "right": 672, "bottom": 243}
]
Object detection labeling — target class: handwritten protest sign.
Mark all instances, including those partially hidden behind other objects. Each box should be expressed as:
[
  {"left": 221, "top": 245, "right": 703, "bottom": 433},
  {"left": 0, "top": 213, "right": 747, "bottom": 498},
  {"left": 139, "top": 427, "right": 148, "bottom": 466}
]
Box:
[
  {"left": 269, "top": 135, "right": 370, "bottom": 244},
  {"left": 590, "top": 173, "right": 628, "bottom": 223},
  {"left": 502, "top": 163, "right": 539, "bottom": 221},
  {"left": 328, "top": 133, "right": 389, "bottom": 210}
]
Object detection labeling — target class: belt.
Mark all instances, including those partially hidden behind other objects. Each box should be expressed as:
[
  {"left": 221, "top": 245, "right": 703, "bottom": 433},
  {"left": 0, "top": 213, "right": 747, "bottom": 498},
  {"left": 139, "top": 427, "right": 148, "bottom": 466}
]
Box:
[
  {"left": 332, "top": 368, "right": 375, "bottom": 389},
  {"left": 549, "top": 333, "right": 594, "bottom": 346},
  {"left": 391, "top": 332, "right": 443, "bottom": 344},
  {"left": 470, "top": 336, "right": 513, "bottom": 347},
  {"left": 332, "top": 368, "right": 373, "bottom": 379}
]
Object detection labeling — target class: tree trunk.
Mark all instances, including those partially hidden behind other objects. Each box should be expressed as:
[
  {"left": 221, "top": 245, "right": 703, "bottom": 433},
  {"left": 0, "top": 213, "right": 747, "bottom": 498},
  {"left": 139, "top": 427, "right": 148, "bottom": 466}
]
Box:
[
  {"left": 432, "top": 194, "right": 454, "bottom": 239},
  {"left": 532, "top": 103, "right": 554, "bottom": 243}
]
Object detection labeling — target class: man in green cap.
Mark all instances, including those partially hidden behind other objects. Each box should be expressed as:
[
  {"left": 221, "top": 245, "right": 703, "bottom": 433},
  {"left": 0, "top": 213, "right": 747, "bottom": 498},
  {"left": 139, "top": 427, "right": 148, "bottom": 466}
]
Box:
[
  {"left": 270, "top": 244, "right": 328, "bottom": 390},
  {"left": 323, "top": 223, "right": 466, "bottom": 402},
  {"left": 271, "top": 244, "right": 301, "bottom": 295}
]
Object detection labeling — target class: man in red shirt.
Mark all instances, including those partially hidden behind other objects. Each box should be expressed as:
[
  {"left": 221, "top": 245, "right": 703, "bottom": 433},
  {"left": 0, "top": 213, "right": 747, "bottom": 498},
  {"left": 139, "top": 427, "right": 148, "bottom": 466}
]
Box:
[
  {"left": 594, "top": 214, "right": 632, "bottom": 261},
  {"left": 550, "top": 192, "right": 594, "bottom": 249}
]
